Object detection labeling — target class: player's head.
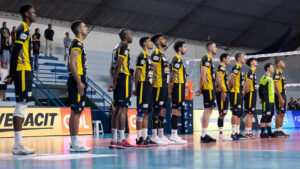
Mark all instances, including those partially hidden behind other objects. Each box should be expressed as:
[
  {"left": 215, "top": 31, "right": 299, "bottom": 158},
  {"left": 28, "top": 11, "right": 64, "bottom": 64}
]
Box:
[
  {"left": 71, "top": 20, "right": 88, "bottom": 37},
  {"left": 35, "top": 28, "right": 39, "bottom": 33},
  {"left": 119, "top": 28, "right": 133, "bottom": 43},
  {"left": 206, "top": 41, "right": 217, "bottom": 55},
  {"left": 151, "top": 34, "right": 167, "bottom": 48},
  {"left": 48, "top": 24, "right": 52, "bottom": 29},
  {"left": 174, "top": 41, "right": 186, "bottom": 55},
  {"left": 246, "top": 58, "right": 258, "bottom": 67},
  {"left": 235, "top": 53, "right": 245, "bottom": 64},
  {"left": 66, "top": 32, "right": 69, "bottom": 37},
  {"left": 2, "top": 22, "right": 6, "bottom": 28},
  {"left": 1, "top": 62, "right": 6, "bottom": 68},
  {"left": 139, "top": 37, "right": 153, "bottom": 50},
  {"left": 220, "top": 53, "right": 230, "bottom": 65},
  {"left": 264, "top": 63, "right": 274, "bottom": 73},
  {"left": 275, "top": 59, "right": 285, "bottom": 69},
  {"left": 19, "top": 4, "right": 36, "bottom": 22}
]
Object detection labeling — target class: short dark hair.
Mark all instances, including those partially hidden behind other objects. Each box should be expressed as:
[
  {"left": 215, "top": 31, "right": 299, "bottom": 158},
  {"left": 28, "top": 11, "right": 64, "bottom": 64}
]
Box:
[
  {"left": 19, "top": 4, "right": 33, "bottom": 20},
  {"left": 151, "top": 34, "right": 163, "bottom": 44},
  {"left": 71, "top": 20, "right": 83, "bottom": 35},
  {"left": 119, "top": 28, "right": 129, "bottom": 41},
  {"left": 206, "top": 41, "right": 215, "bottom": 50},
  {"left": 65, "top": 32, "right": 69, "bottom": 35},
  {"left": 139, "top": 37, "right": 149, "bottom": 47},
  {"left": 220, "top": 53, "right": 229, "bottom": 62},
  {"left": 235, "top": 53, "right": 243, "bottom": 61},
  {"left": 264, "top": 63, "right": 273, "bottom": 71},
  {"left": 275, "top": 59, "right": 283, "bottom": 66},
  {"left": 246, "top": 58, "right": 257, "bottom": 67},
  {"left": 174, "top": 41, "right": 185, "bottom": 52},
  {"left": 48, "top": 24, "right": 52, "bottom": 27}
]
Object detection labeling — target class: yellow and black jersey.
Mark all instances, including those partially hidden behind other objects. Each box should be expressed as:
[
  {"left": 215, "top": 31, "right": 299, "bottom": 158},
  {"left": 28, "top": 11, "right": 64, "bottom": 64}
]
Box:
[
  {"left": 170, "top": 55, "right": 185, "bottom": 84},
  {"left": 113, "top": 41, "right": 131, "bottom": 76},
  {"left": 200, "top": 54, "right": 215, "bottom": 90},
  {"left": 216, "top": 63, "right": 228, "bottom": 92},
  {"left": 68, "top": 38, "right": 86, "bottom": 76},
  {"left": 151, "top": 48, "right": 169, "bottom": 87},
  {"left": 136, "top": 50, "right": 153, "bottom": 82},
  {"left": 245, "top": 68, "right": 256, "bottom": 93},
  {"left": 273, "top": 69, "right": 286, "bottom": 94},
  {"left": 15, "top": 22, "right": 32, "bottom": 72},
  {"left": 230, "top": 63, "right": 244, "bottom": 93}
]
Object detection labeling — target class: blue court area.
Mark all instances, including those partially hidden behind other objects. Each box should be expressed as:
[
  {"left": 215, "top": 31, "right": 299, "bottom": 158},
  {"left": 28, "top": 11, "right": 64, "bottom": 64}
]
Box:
[{"left": 0, "top": 129, "right": 300, "bottom": 169}]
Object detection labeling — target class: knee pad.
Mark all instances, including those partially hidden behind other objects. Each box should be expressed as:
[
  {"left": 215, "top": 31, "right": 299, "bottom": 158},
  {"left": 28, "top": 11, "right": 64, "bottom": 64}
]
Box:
[
  {"left": 13, "top": 103, "right": 28, "bottom": 118},
  {"left": 261, "top": 115, "right": 267, "bottom": 123},
  {"left": 136, "top": 111, "right": 144, "bottom": 122}
]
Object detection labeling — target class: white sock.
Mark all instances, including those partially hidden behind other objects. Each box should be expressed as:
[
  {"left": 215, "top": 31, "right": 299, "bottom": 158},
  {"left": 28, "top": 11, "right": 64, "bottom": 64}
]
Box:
[
  {"left": 237, "top": 125, "right": 240, "bottom": 134},
  {"left": 279, "top": 127, "right": 282, "bottom": 131},
  {"left": 245, "top": 128, "right": 251, "bottom": 134},
  {"left": 112, "top": 128, "right": 118, "bottom": 142},
  {"left": 218, "top": 127, "right": 223, "bottom": 135},
  {"left": 232, "top": 125, "right": 237, "bottom": 134},
  {"left": 14, "top": 131, "right": 22, "bottom": 146},
  {"left": 71, "top": 135, "right": 78, "bottom": 144},
  {"left": 137, "top": 130, "right": 142, "bottom": 140},
  {"left": 201, "top": 128, "right": 207, "bottom": 137},
  {"left": 171, "top": 129, "right": 177, "bottom": 137},
  {"left": 152, "top": 129, "right": 157, "bottom": 138},
  {"left": 158, "top": 128, "right": 164, "bottom": 138},
  {"left": 142, "top": 129, "right": 148, "bottom": 140},
  {"left": 118, "top": 130, "right": 125, "bottom": 142}
]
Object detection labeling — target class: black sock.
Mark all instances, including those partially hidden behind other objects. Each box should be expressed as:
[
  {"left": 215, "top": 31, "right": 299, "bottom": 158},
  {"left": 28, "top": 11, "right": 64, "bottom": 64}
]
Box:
[
  {"left": 267, "top": 127, "right": 272, "bottom": 134},
  {"left": 158, "top": 116, "right": 164, "bottom": 128},
  {"left": 171, "top": 115, "right": 179, "bottom": 130},
  {"left": 218, "top": 118, "right": 224, "bottom": 128},
  {"left": 261, "top": 127, "right": 265, "bottom": 133},
  {"left": 152, "top": 116, "right": 158, "bottom": 129}
]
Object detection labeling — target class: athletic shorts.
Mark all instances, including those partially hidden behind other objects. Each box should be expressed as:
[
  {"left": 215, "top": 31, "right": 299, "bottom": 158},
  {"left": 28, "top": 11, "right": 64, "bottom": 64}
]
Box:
[
  {"left": 137, "top": 81, "right": 152, "bottom": 113},
  {"left": 153, "top": 84, "right": 168, "bottom": 109},
  {"left": 172, "top": 83, "right": 185, "bottom": 109},
  {"left": 230, "top": 92, "right": 243, "bottom": 113},
  {"left": 113, "top": 74, "right": 132, "bottom": 107},
  {"left": 68, "top": 75, "right": 87, "bottom": 112},
  {"left": 14, "top": 70, "right": 33, "bottom": 103},
  {"left": 262, "top": 101, "right": 275, "bottom": 116},
  {"left": 275, "top": 93, "right": 286, "bottom": 113},
  {"left": 216, "top": 92, "right": 229, "bottom": 115},
  {"left": 202, "top": 89, "right": 216, "bottom": 108},
  {"left": 244, "top": 91, "right": 257, "bottom": 114}
]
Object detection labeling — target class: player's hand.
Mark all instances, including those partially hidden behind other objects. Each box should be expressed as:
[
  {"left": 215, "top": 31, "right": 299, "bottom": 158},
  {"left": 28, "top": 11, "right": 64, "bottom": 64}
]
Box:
[
  {"left": 279, "top": 98, "right": 285, "bottom": 107},
  {"left": 4, "top": 76, "right": 13, "bottom": 84},
  {"left": 132, "top": 90, "right": 137, "bottom": 96},
  {"left": 221, "top": 91, "right": 227, "bottom": 102},
  {"left": 196, "top": 89, "right": 202, "bottom": 96},
  {"left": 77, "top": 82, "right": 85, "bottom": 96},
  {"left": 259, "top": 99, "right": 262, "bottom": 104},
  {"left": 108, "top": 83, "right": 116, "bottom": 92}
]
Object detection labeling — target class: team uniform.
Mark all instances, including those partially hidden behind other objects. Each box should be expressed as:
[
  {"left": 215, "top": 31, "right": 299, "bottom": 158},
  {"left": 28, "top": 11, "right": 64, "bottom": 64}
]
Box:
[
  {"left": 200, "top": 54, "right": 216, "bottom": 108},
  {"left": 170, "top": 55, "right": 186, "bottom": 110},
  {"left": 151, "top": 48, "right": 169, "bottom": 109},
  {"left": 13, "top": 22, "right": 33, "bottom": 103},
  {"left": 244, "top": 68, "right": 257, "bottom": 114},
  {"left": 230, "top": 63, "right": 244, "bottom": 117},
  {"left": 216, "top": 64, "right": 229, "bottom": 115},
  {"left": 67, "top": 38, "right": 87, "bottom": 112},
  {"left": 273, "top": 70, "right": 286, "bottom": 113},
  {"left": 113, "top": 42, "right": 132, "bottom": 107}
]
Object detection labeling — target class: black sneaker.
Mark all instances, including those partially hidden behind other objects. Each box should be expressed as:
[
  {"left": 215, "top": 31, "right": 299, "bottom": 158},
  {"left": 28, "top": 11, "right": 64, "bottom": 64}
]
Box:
[
  {"left": 280, "top": 131, "right": 290, "bottom": 137},
  {"left": 201, "top": 134, "right": 217, "bottom": 143},
  {"left": 260, "top": 133, "right": 269, "bottom": 138},
  {"left": 268, "top": 132, "right": 276, "bottom": 138},
  {"left": 145, "top": 137, "right": 158, "bottom": 146},
  {"left": 237, "top": 133, "right": 248, "bottom": 139},
  {"left": 273, "top": 131, "right": 282, "bottom": 138},
  {"left": 136, "top": 137, "right": 150, "bottom": 147},
  {"left": 231, "top": 133, "right": 239, "bottom": 140}
]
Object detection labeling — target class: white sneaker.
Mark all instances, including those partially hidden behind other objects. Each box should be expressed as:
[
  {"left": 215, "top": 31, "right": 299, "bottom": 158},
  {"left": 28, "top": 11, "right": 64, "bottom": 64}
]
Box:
[
  {"left": 160, "top": 136, "right": 176, "bottom": 144},
  {"left": 70, "top": 141, "right": 91, "bottom": 152},
  {"left": 218, "top": 134, "right": 232, "bottom": 142},
  {"left": 12, "top": 144, "right": 35, "bottom": 155},
  {"left": 169, "top": 135, "right": 187, "bottom": 144},
  {"left": 151, "top": 136, "right": 167, "bottom": 146}
]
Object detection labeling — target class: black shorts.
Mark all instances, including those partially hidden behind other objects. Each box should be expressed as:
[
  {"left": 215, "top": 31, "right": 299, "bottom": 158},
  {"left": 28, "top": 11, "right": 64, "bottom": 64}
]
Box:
[
  {"left": 202, "top": 89, "right": 216, "bottom": 108},
  {"left": 230, "top": 92, "right": 243, "bottom": 112},
  {"left": 216, "top": 92, "right": 229, "bottom": 115},
  {"left": 0, "top": 84, "right": 7, "bottom": 90},
  {"left": 153, "top": 84, "right": 168, "bottom": 109},
  {"left": 113, "top": 74, "right": 132, "bottom": 107},
  {"left": 137, "top": 81, "right": 152, "bottom": 113},
  {"left": 68, "top": 75, "right": 87, "bottom": 112},
  {"left": 262, "top": 101, "right": 275, "bottom": 116},
  {"left": 172, "top": 83, "right": 185, "bottom": 109},
  {"left": 14, "top": 71, "right": 33, "bottom": 103},
  {"left": 275, "top": 93, "right": 286, "bottom": 113},
  {"left": 244, "top": 91, "right": 257, "bottom": 114}
]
